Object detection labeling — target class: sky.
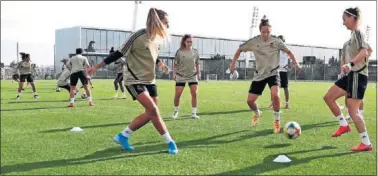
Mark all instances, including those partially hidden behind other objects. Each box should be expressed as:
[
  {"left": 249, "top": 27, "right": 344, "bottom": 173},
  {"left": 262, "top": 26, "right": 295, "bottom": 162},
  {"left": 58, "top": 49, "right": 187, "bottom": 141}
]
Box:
[{"left": 1, "top": 1, "right": 377, "bottom": 66}]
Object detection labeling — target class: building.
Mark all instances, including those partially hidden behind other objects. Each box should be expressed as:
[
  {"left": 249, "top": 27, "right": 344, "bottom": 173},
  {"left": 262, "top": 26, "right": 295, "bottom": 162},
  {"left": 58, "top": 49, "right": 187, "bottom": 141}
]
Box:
[{"left": 55, "top": 26, "right": 341, "bottom": 73}]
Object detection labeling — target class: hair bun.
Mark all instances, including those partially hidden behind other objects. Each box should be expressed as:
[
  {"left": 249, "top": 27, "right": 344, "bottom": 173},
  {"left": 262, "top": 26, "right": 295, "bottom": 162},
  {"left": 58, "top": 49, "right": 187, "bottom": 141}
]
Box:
[{"left": 261, "top": 15, "right": 269, "bottom": 23}]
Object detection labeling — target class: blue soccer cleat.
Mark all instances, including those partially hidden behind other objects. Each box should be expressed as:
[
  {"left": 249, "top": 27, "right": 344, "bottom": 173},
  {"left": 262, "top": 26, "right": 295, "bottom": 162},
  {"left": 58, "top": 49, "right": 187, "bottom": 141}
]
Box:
[
  {"left": 113, "top": 133, "right": 134, "bottom": 152},
  {"left": 168, "top": 141, "right": 178, "bottom": 155}
]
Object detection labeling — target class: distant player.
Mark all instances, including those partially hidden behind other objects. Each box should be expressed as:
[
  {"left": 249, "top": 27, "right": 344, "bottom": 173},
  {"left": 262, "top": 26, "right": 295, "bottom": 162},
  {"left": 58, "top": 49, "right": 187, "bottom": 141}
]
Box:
[
  {"left": 16, "top": 53, "right": 39, "bottom": 100},
  {"left": 172, "top": 34, "right": 200, "bottom": 119},
  {"left": 67, "top": 48, "right": 94, "bottom": 107},
  {"left": 87, "top": 8, "right": 178, "bottom": 155},
  {"left": 229, "top": 16, "right": 300, "bottom": 133},
  {"left": 56, "top": 58, "right": 69, "bottom": 92},
  {"left": 269, "top": 35, "right": 290, "bottom": 109},
  {"left": 323, "top": 7, "right": 372, "bottom": 151},
  {"left": 113, "top": 57, "right": 127, "bottom": 99},
  {"left": 10, "top": 61, "right": 20, "bottom": 83}
]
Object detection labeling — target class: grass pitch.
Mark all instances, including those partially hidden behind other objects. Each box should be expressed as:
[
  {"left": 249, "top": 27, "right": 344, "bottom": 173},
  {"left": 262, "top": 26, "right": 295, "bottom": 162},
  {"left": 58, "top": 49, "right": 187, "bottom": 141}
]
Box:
[{"left": 1, "top": 80, "right": 376, "bottom": 175}]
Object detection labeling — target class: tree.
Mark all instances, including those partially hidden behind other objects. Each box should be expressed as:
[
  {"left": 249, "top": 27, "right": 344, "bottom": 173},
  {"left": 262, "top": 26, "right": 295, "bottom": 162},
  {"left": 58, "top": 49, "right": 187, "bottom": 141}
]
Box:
[
  {"left": 328, "top": 56, "right": 340, "bottom": 66},
  {"left": 210, "top": 54, "right": 226, "bottom": 60}
]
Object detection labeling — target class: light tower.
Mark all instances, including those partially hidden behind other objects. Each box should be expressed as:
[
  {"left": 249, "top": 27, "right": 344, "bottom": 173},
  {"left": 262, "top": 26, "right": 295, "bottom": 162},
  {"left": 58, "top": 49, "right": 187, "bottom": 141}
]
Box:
[
  {"left": 132, "top": 1, "right": 142, "bottom": 32},
  {"left": 365, "top": 25, "right": 371, "bottom": 42},
  {"left": 246, "top": 6, "right": 259, "bottom": 68}
]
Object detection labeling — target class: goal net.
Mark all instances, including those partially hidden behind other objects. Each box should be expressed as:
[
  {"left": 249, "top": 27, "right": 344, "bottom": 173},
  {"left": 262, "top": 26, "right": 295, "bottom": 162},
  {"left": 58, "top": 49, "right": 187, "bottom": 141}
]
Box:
[{"left": 206, "top": 74, "right": 218, "bottom": 81}]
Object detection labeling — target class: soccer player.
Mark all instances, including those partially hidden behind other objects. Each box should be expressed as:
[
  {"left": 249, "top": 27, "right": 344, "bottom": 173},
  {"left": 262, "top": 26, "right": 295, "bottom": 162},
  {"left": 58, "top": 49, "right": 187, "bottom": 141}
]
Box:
[
  {"left": 10, "top": 61, "right": 20, "bottom": 83},
  {"left": 67, "top": 48, "right": 94, "bottom": 107},
  {"left": 16, "top": 53, "right": 39, "bottom": 100},
  {"left": 269, "top": 35, "right": 290, "bottom": 109},
  {"left": 229, "top": 16, "right": 300, "bottom": 133},
  {"left": 172, "top": 34, "right": 201, "bottom": 119},
  {"left": 56, "top": 58, "right": 69, "bottom": 92},
  {"left": 113, "top": 57, "right": 127, "bottom": 99},
  {"left": 323, "top": 7, "right": 372, "bottom": 151},
  {"left": 87, "top": 8, "right": 178, "bottom": 155}
]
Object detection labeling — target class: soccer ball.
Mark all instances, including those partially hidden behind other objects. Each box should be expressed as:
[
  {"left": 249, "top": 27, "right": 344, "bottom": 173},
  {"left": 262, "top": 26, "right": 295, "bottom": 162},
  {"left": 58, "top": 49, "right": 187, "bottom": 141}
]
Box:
[
  {"left": 230, "top": 70, "right": 239, "bottom": 80},
  {"left": 284, "top": 121, "right": 301, "bottom": 139},
  {"left": 81, "top": 93, "right": 88, "bottom": 99}
]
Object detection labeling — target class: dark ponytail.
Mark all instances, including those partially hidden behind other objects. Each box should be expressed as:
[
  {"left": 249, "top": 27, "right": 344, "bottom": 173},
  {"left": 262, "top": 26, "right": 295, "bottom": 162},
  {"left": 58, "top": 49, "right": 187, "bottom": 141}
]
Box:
[
  {"left": 344, "top": 7, "right": 361, "bottom": 21},
  {"left": 259, "top": 15, "right": 271, "bottom": 31}
]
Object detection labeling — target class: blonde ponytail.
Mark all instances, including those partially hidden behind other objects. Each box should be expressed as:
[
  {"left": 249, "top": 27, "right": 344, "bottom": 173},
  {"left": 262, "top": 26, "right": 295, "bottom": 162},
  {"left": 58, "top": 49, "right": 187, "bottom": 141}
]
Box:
[{"left": 146, "top": 8, "right": 168, "bottom": 44}]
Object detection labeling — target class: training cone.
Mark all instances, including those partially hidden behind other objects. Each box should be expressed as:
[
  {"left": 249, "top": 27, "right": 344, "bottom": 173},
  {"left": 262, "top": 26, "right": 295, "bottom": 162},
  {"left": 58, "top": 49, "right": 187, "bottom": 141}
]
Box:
[
  {"left": 273, "top": 155, "right": 291, "bottom": 163},
  {"left": 70, "top": 127, "right": 83, "bottom": 132}
]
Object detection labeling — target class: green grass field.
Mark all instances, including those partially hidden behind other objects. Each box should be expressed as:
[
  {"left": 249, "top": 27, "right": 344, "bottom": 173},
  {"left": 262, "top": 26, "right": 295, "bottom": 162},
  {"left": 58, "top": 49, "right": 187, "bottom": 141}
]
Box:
[{"left": 1, "top": 80, "right": 377, "bottom": 175}]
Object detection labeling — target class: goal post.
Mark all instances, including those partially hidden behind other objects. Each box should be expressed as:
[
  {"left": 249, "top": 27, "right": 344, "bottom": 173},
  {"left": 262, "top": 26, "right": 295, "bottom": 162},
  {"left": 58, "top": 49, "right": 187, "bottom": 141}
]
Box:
[{"left": 206, "top": 74, "right": 218, "bottom": 81}]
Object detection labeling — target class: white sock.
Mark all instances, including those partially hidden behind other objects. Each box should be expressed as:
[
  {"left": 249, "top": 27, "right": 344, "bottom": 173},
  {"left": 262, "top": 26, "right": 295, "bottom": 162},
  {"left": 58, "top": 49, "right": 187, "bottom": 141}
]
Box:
[
  {"left": 254, "top": 110, "right": 261, "bottom": 116},
  {"left": 121, "top": 127, "right": 133, "bottom": 138},
  {"left": 274, "top": 111, "right": 280, "bottom": 121},
  {"left": 286, "top": 102, "right": 289, "bottom": 105},
  {"left": 162, "top": 132, "right": 173, "bottom": 143},
  {"left": 337, "top": 114, "right": 348, "bottom": 126},
  {"left": 70, "top": 98, "right": 75, "bottom": 103},
  {"left": 360, "top": 132, "right": 371, "bottom": 145},
  {"left": 122, "top": 92, "right": 125, "bottom": 96},
  {"left": 34, "top": 92, "right": 37, "bottom": 95},
  {"left": 88, "top": 97, "right": 92, "bottom": 102},
  {"left": 359, "top": 110, "right": 364, "bottom": 116},
  {"left": 17, "top": 93, "right": 20, "bottom": 96},
  {"left": 174, "top": 106, "right": 179, "bottom": 111},
  {"left": 192, "top": 107, "right": 197, "bottom": 114}
]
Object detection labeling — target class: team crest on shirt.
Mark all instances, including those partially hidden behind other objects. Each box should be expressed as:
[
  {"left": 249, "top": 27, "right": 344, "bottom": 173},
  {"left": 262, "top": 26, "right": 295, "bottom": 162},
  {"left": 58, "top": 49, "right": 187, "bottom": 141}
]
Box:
[{"left": 270, "top": 42, "right": 274, "bottom": 48}]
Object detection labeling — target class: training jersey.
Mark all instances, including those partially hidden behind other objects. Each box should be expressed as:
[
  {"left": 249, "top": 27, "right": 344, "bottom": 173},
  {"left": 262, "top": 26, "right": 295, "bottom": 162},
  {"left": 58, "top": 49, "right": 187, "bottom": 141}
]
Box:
[
  {"left": 345, "top": 30, "right": 371, "bottom": 76},
  {"left": 17, "top": 60, "right": 33, "bottom": 75},
  {"left": 239, "top": 35, "right": 288, "bottom": 81},
  {"left": 278, "top": 51, "right": 289, "bottom": 72},
  {"left": 68, "top": 54, "right": 90, "bottom": 74},
  {"left": 118, "top": 28, "right": 160, "bottom": 86},
  {"left": 174, "top": 49, "right": 200, "bottom": 80},
  {"left": 114, "top": 57, "right": 126, "bottom": 74}
]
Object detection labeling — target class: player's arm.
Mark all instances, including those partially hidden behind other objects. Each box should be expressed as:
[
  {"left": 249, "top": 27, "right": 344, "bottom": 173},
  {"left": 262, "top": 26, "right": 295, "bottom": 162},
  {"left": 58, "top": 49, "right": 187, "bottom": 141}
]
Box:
[
  {"left": 195, "top": 50, "right": 200, "bottom": 79},
  {"left": 231, "top": 39, "right": 256, "bottom": 73},
  {"left": 172, "top": 50, "right": 180, "bottom": 79},
  {"left": 282, "top": 48, "right": 300, "bottom": 70}
]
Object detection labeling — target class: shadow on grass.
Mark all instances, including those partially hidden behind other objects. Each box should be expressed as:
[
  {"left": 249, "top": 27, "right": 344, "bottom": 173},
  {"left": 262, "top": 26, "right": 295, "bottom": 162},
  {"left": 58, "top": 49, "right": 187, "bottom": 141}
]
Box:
[
  {"left": 1, "top": 106, "right": 69, "bottom": 112},
  {"left": 7, "top": 98, "right": 124, "bottom": 104},
  {"left": 264, "top": 143, "right": 292, "bottom": 149},
  {"left": 216, "top": 146, "right": 357, "bottom": 175},
  {"left": 39, "top": 117, "right": 191, "bottom": 133},
  {"left": 1, "top": 121, "right": 339, "bottom": 174},
  {"left": 179, "top": 108, "right": 271, "bottom": 118}
]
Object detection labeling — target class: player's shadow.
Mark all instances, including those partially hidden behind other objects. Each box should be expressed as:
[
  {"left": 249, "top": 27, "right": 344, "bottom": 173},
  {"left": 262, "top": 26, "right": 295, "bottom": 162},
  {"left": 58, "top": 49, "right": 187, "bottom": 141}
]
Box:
[
  {"left": 180, "top": 109, "right": 262, "bottom": 118},
  {"left": 0, "top": 130, "right": 249, "bottom": 174},
  {"left": 7, "top": 98, "right": 124, "bottom": 104},
  {"left": 39, "top": 117, "right": 191, "bottom": 133},
  {"left": 216, "top": 146, "right": 357, "bottom": 175},
  {"left": 263, "top": 143, "right": 291, "bottom": 149},
  {"left": 1, "top": 106, "right": 69, "bottom": 112}
]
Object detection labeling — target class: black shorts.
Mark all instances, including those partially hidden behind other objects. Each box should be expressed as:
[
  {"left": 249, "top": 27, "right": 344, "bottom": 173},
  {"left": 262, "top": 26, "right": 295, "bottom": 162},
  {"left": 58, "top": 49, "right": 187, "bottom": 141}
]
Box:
[
  {"left": 12, "top": 74, "right": 19, "bottom": 81},
  {"left": 70, "top": 71, "right": 88, "bottom": 86},
  {"left": 249, "top": 75, "right": 280, "bottom": 95},
  {"left": 115, "top": 73, "right": 123, "bottom": 83},
  {"left": 279, "top": 71, "right": 289, "bottom": 88},
  {"left": 20, "top": 74, "right": 33, "bottom": 83},
  {"left": 335, "top": 72, "right": 367, "bottom": 100},
  {"left": 175, "top": 82, "right": 198, "bottom": 87},
  {"left": 126, "top": 84, "right": 158, "bottom": 101}
]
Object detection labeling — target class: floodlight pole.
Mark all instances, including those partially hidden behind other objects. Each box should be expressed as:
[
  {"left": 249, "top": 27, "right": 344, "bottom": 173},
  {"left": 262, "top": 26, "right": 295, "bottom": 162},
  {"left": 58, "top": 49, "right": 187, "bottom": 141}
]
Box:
[
  {"left": 132, "top": 1, "right": 142, "bottom": 32},
  {"left": 246, "top": 6, "right": 259, "bottom": 70}
]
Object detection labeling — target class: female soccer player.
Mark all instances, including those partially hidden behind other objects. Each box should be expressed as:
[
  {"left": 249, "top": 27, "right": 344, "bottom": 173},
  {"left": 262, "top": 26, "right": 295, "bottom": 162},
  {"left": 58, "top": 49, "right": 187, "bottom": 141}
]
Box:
[
  {"left": 67, "top": 48, "right": 94, "bottom": 107},
  {"left": 113, "top": 57, "right": 127, "bottom": 99},
  {"left": 229, "top": 16, "right": 300, "bottom": 134},
  {"left": 87, "top": 8, "right": 178, "bottom": 154},
  {"left": 16, "top": 53, "right": 39, "bottom": 100},
  {"left": 172, "top": 34, "right": 201, "bottom": 119},
  {"left": 323, "top": 7, "right": 372, "bottom": 151},
  {"left": 10, "top": 61, "right": 20, "bottom": 83}
]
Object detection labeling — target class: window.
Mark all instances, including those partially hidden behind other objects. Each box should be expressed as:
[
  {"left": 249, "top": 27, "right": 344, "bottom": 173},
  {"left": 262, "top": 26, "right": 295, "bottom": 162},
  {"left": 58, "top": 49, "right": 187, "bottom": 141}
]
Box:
[
  {"left": 120, "top": 32, "right": 127, "bottom": 43},
  {"left": 94, "top": 30, "right": 101, "bottom": 52},
  {"left": 113, "top": 31, "right": 121, "bottom": 49},
  {"left": 107, "top": 31, "right": 114, "bottom": 51},
  {"left": 81, "top": 29, "right": 87, "bottom": 49},
  {"left": 100, "top": 30, "right": 107, "bottom": 53},
  {"left": 86, "top": 30, "right": 95, "bottom": 52}
]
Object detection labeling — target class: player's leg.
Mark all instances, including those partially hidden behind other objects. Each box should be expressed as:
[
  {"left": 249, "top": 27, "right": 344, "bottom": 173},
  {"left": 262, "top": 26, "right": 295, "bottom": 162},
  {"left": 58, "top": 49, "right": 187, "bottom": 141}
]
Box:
[
  {"left": 119, "top": 75, "right": 126, "bottom": 98},
  {"left": 324, "top": 75, "right": 350, "bottom": 137},
  {"left": 173, "top": 82, "right": 185, "bottom": 118},
  {"left": 68, "top": 72, "right": 79, "bottom": 107},
  {"left": 344, "top": 94, "right": 351, "bottom": 121},
  {"left": 268, "top": 75, "right": 281, "bottom": 133},
  {"left": 115, "top": 85, "right": 178, "bottom": 154},
  {"left": 113, "top": 74, "right": 120, "bottom": 98},
  {"left": 17, "top": 75, "right": 25, "bottom": 100},
  {"left": 347, "top": 72, "right": 372, "bottom": 151},
  {"left": 28, "top": 74, "right": 38, "bottom": 99},
  {"left": 80, "top": 72, "right": 94, "bottom": 106},
  {"left": 248, "top": 79, "right": 266, "bottom": 126},
  {"left": 189, "top": 82, "right": 199, "bottom": 119},
  {"left": 359, "top": 99, "right": 364, "bottom": 118}
]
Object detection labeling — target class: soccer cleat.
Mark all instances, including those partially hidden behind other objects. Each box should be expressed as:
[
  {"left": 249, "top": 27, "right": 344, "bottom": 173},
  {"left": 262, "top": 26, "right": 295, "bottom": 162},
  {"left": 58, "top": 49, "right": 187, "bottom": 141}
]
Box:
[
  {"left": 172, "top": 111, "right": 179, "bottom": 119},
  {"left": 351, "top": 142, "right": 373, "bottom": 152},
  {"left": 252, "top": 111, "right": 262, "bottom": 127},
  {"left": 34, "top": 94, "right": 39, "bottom": 99},
  {"left": 191, "top": 113, "right": 200, "bottom": 119},
  {"left": 89, "top": 102, "right": 95, "bottom": 106},
  {"left": 68, "top": 102, "right": 74, "bottom": 107},
  {"left": 16, "top": 95, "right": 20, "bottom": 100},
  {"left": 273, "top": 120, "right": 281, "bottom": 133},
  {"left": 331, "top": 125, "right": 351, "bottom": 137},
  {"left": 168, "top": 141, "right": 178, "bottom": 155},
  {"left": 56, "top": 88, "right": 61, "bottom": 92},
  {"left": 114, "top": 133, "right": 134, "bottom": 151}
]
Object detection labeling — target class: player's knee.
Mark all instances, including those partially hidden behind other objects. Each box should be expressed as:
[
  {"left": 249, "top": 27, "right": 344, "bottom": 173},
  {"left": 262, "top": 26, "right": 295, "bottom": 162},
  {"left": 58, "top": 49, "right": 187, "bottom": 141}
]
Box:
[
  {"left": 147, "top": 105, "right": 159, "bottom": 117},
  {"left": 191, "top": 91, "right": 197, "bottom": 98},
  {"left": 323, "top": 94, "right": 331, "bottom": 103},
  {"left": 272, "top": 94, "right": 280, "bottom": 102},
  {"left": 247, "top": 98, "right": 255, "bottom": 105}
]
